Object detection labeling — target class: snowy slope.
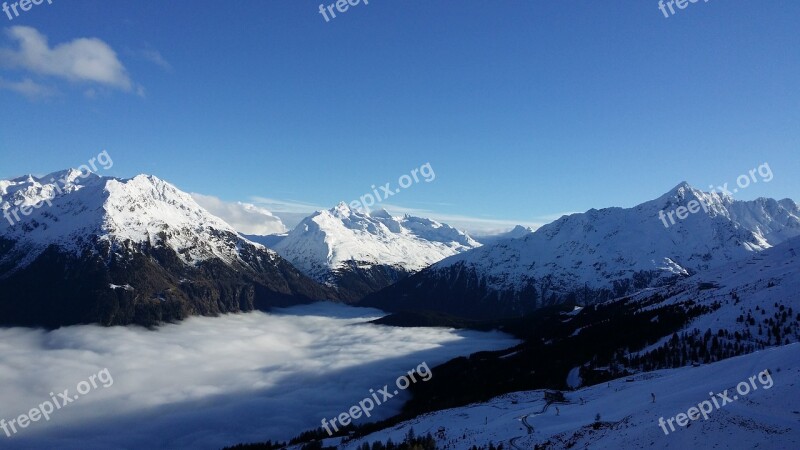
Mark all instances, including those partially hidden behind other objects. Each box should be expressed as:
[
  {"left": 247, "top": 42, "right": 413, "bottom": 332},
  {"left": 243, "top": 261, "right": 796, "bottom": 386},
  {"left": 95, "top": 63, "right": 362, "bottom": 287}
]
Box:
[
  {"left": 364, "top": 183, "right": 800, "bottom": 317},
  {"left": 273, "top": 203, "right": 480, "bottom": 285},
  {"left": 626, "top": 234, "right": 800, "bottom": 352},
  {"left": 339, "top": 343, "right": 800, "bottom": 450}
]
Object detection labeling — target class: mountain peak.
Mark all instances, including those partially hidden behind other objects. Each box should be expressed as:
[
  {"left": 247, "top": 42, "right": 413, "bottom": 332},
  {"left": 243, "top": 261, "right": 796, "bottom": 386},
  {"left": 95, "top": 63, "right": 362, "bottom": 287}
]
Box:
[
  {"left": 369, "top": 208, "right": 393, "bottom": 219},
  {"left": 273, "top": 205, "right": 481, "bottom": 290},
  {"left": 331, "top": 201, "right": 355, "bottom": 217},
  {"left": 473, "top": 224, "right": 534, "bottom": 245},
  {"left": 675, "top": 180, "right": 692, "bottom": 189},
  {"left": 510, "top": 224, "right": 533, "bottom": 234},
  {"left": 663, "top": 181, "right": 699, "bottom": 198},
  {"left": 652, "top": 181, "right": 723, "bottom": 210},
  {"left": 41, "top": 168, "right": 104, "bottom": 185}
]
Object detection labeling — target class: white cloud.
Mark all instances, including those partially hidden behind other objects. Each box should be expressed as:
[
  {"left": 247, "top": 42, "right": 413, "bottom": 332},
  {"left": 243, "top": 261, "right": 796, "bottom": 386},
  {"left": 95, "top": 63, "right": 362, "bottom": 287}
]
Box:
[
  {"left": 0, "top": 77, "right": 55, "bottom": 99},
  {"left": 0, "top": 303, "right": 517, "bottom": 449},
  {"left": 192, "top": 193, "right": 287, "bottom": 235},
  {"left": 0, "top": 26, "right": 135, "bottom": 92}
]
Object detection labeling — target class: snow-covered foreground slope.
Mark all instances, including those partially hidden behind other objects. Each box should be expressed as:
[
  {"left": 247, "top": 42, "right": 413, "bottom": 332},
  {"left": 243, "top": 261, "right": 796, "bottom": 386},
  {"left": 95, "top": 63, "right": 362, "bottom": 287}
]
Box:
[
  {"left": 341, "top": 343, "right": 800, "bottom": 450},
  {"left": 364, "top": 183, "right": 800, "bottom": 318},
  {"left": 274, "top": 203, "right": 480, "bottom": 300},
  {"left": 628, "top": 234, "right": 800, "bottom": 352}
]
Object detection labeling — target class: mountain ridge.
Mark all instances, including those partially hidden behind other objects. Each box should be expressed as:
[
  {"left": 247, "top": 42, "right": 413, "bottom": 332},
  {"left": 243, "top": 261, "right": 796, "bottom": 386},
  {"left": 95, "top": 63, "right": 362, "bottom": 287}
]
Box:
[{"left": 360, "top": 183, "right": 800, "bottom": 318}]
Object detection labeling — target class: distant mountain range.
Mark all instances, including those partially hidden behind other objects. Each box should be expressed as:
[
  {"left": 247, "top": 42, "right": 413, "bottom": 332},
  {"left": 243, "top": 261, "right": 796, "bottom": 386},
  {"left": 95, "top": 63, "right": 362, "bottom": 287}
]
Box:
[
  {"left": 361, "top": 182, "right": 800, "bottom": 318},
  {"left": 3, "top": 171, "right": 798, "bottom": 327}
]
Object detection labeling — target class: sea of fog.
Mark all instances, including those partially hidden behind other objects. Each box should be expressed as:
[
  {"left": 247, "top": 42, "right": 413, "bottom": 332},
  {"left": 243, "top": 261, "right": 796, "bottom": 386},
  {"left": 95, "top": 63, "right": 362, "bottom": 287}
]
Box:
[{"left": 0, "top": 302, "right": 519, "bottom": 449}]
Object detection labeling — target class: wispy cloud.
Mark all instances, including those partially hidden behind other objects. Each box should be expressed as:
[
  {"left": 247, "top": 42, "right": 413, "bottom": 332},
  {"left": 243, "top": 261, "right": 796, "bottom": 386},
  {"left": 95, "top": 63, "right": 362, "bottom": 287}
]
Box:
[
  {"left": 249, "top": 196, "right": 326, "bottom": 214},
  {"left": 0, "top": 76, "right": 55, "bottom": 99},
  {"left": 137, "top": 48, "right": 172, "bottom": 73},
  {"left": 0, "top": 26, "right": 139, "bottom": 96}
]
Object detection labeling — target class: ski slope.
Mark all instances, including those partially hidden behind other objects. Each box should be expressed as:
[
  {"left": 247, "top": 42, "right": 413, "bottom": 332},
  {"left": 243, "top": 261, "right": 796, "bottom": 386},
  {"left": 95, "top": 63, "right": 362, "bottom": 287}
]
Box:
[{"left": 339, "top": 344, "right": 800, "bottom": 449}]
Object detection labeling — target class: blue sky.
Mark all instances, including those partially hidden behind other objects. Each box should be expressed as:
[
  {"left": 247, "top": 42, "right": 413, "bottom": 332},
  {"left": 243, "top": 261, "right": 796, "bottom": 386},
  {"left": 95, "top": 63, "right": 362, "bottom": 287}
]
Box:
[{"left": 1, "top": 0, "right": 798, "bottom": 233}]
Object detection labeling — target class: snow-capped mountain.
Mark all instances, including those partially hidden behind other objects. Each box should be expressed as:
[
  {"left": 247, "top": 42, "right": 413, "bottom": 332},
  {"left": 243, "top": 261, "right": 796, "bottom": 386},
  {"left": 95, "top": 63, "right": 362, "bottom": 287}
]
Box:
[
  {"left": 0, "top": 170, "right": 335, "bottom": 328},
  {"left": 273, "top": 202, "right": 481, "bottom": 301},
  {"left": 362, "top": 183, "right": 800, "bottom": 318}
]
